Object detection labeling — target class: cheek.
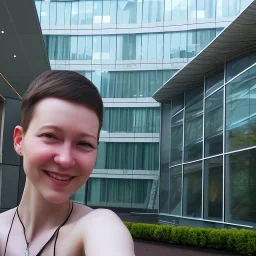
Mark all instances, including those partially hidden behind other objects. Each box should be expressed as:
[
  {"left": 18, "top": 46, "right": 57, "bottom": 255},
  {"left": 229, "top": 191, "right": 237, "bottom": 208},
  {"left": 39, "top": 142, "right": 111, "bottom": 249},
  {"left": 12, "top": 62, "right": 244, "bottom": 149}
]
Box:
[
  {"left": 79, "top": 152, "right": 97, "bottom": 175},
  {"left": 23, "top": 144, "right": 55, "bottom": 168}
]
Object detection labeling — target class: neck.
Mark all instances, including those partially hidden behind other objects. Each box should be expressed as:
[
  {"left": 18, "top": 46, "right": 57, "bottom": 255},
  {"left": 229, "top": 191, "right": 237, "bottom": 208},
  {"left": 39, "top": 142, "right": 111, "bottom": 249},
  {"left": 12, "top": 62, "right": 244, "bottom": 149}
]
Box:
[{"left": 18, "top": 179, "right": 71, "bottom": 242}]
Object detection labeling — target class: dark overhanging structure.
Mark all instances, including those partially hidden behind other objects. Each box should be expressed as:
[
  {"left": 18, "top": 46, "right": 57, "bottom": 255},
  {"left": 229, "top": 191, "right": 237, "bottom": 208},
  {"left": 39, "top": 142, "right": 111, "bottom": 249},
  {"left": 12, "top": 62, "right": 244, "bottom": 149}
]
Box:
[
  {"left": 154, "top": 1, "right": 256, "bottom": 229},
  {"left": 0, "top": 0, "right": 50, "bottom": 212}
]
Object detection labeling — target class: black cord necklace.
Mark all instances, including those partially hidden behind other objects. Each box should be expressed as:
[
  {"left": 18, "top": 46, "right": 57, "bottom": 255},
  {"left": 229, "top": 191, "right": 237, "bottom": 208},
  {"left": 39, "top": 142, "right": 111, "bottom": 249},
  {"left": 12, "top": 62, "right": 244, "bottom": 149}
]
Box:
[{"left": 4, "top": 201, "right": 73, "bottom": 256}]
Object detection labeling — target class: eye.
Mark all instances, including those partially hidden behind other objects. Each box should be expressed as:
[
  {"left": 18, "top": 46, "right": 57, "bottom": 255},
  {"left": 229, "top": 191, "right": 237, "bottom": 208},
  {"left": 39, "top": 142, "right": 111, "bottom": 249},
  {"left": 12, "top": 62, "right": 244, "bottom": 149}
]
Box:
[
  {"left": 42, "top": 133, "right": 57, "bottom": 140},
  {"left": 78, "top": 142, "right": 94, "bottom": 149}
]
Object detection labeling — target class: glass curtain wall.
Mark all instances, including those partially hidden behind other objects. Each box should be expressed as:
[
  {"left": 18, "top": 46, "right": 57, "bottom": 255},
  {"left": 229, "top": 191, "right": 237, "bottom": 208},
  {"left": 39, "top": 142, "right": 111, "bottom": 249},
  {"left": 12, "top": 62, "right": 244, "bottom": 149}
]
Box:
[
  {"left": 87, "top": 178, "right": 153, "bottom": 208},
  {"left": 36, "top": 0, "right": 253, "bottom": 210},
  {"left": 95, "top": 142, "right": 159, "bottom": 171},
  {"left": 35, "top": 0, "right": 252, "bottom": 27},
  {"left": 160, "top": 53, "right": 256, "bottom": 226},
  {"left": 102, "top": 108, "right": 160, "bottom": 133},
  {"left": 43, "top": 30, "right": 217, "bottom": 62}
]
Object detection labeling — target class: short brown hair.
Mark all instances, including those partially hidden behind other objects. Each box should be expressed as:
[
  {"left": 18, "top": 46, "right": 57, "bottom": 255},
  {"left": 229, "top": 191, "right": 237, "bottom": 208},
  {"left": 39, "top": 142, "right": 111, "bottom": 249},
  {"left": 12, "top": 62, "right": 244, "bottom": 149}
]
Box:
[{"left": 21, "top": 70, "right": 103, "bottom": 139}]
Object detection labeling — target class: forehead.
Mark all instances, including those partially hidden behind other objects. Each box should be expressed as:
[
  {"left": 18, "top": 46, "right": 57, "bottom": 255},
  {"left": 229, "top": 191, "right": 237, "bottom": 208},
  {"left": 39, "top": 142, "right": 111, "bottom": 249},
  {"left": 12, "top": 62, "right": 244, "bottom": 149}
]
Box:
[{"left": 29, "top": 98, "right": 99, "bottom": 133}]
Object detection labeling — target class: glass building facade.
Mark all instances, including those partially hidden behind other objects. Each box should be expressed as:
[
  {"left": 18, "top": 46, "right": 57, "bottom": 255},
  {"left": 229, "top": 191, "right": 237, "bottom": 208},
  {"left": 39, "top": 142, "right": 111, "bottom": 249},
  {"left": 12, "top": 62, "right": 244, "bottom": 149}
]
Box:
[
  {"left": 35, "top": 0, "right": 253, "bottom": 210},
  {"left": 159, "top": 52, "right": 256, "bottom": 228}
]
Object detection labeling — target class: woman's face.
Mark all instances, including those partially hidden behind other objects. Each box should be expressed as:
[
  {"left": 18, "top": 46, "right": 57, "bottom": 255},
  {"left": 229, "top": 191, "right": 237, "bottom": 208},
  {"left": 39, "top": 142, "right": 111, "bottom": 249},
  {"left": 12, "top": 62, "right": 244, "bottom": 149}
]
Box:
[{"left": 14, "top": 98, "right": 99, "bottom": 204}]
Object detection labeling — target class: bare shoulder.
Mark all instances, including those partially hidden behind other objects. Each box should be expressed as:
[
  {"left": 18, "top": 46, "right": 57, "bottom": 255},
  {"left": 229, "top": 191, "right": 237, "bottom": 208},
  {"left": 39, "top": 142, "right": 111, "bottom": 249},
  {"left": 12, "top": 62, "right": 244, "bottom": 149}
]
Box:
[
  {"left": 80, "top": 209, "right": 135, "bottom": 256},
  {"left": 0, "top": 208, "right": 16, "bottom": 228},
  {"left": 0, "top": 208, "right": 17, "bottom": 251}
]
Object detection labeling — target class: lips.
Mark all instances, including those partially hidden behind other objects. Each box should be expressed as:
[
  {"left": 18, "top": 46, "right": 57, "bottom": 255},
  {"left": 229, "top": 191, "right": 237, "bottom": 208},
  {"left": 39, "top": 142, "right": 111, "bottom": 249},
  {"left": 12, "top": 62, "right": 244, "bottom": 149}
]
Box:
[{"left": 44, "top": 171, "right": 73, "bottom": 181}]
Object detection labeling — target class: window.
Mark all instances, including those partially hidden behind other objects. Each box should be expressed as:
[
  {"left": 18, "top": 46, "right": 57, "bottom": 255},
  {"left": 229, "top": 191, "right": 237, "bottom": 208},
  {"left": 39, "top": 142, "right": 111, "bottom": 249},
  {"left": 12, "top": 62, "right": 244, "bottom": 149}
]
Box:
[
  {"left": 226, "top": 65, "right": 256, "bottom": 152},
  {"left": 226, "top": 52, "right": 256, "bottom": 82},
  {"left": 170, "top": 111, "right": 183, "bottom": 166},
  {"left": 184, "top": 86, "right": 203, "bottom": 162},
  {"left": 159, "top": 168, "right": 169, "bottom": 213},
  {"left": 204, "top": 157, "right": 223, "bottom": 220},
  {"left": 183, "top": 162, "right": 202, "bottom": 218},
  {"left": 226, "top": 149, "right": 256, "bottom": 224},
  {"left": 205, "top": 70, "right": 224, "bottom": 96},
  {"left": 205, "top": 89, "right": 223, "bottom": 157},
  {"left": 169, "top": 166, "right": 182, "bottom": 215},
  {"left": 95, "top": 142, "right": 159, "bottom": 170},
  {"left": 87, "top": 178, "right": 153, "bottom": 208},
  {"left": 103, "top": 108, "right": 160, "bottom": 133}
]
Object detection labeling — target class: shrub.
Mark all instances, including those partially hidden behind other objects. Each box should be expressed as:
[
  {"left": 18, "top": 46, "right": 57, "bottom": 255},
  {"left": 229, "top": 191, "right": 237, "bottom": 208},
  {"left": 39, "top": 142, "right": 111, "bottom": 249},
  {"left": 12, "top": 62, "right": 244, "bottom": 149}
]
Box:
[
  {"left": 153, "top": 225, "right": 172, "bottom": 243},
  {"left": 130, "top": 223, "right": 159, "bottom": 241},
  {"left": 124, "top": 222, "right": 256, "bottom": 255}
]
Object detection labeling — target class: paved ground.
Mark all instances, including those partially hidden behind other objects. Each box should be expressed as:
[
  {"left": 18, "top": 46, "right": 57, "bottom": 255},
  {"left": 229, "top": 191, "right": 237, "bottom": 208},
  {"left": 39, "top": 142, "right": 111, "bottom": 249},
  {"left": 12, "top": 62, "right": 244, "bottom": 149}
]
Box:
[{"left": 134, "top": 241, "right": 239, "bottom": 256}]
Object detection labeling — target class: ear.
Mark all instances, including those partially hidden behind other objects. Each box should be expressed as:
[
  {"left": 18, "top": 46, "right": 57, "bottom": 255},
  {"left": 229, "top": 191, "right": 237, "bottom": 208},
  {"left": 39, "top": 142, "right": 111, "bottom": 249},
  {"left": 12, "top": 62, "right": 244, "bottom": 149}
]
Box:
[{"left": 13, "top": 125, "right": 24, "bottom": 156}]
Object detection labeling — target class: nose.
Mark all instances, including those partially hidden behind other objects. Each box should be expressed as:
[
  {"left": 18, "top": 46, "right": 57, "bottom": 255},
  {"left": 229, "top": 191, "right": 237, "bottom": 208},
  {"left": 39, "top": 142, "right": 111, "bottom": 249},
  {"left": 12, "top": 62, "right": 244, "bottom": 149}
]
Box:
[{"left": 54, "top": 144, "right": 75, "bottom": 169}]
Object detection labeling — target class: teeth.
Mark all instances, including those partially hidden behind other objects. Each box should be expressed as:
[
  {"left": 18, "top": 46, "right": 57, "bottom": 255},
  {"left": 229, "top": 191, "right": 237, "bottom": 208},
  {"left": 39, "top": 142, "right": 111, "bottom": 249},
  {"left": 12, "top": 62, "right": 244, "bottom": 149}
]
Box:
[{"left": 47, "top": 172, "right": 71, "bottom": 181}]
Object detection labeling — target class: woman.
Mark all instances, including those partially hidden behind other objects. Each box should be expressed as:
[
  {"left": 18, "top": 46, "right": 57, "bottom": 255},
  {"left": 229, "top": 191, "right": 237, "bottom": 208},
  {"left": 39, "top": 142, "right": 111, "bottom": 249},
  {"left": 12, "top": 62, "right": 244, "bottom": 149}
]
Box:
[{"left": 0, "top": 70, "right": 135, "bottom": 255}]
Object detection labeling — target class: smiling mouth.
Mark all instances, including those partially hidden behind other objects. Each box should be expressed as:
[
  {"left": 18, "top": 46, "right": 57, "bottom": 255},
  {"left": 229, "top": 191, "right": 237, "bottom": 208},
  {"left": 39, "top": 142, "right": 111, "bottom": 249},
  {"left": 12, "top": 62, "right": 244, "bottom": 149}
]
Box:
[{"left": 44, "top": 171, "right": 73, "bottom": 181}]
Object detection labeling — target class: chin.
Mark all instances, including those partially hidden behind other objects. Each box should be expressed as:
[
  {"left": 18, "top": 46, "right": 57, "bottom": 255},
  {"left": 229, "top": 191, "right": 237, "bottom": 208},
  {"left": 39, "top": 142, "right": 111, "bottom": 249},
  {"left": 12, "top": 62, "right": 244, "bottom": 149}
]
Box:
[{"left": 43, "top": 191, "right": 71, "bottom": 205}]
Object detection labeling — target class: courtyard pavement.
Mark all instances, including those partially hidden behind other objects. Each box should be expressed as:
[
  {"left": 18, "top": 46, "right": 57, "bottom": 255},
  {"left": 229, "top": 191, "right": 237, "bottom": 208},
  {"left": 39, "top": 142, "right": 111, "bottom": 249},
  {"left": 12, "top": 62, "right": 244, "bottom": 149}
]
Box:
[{"left": 134, "top": 240, "right": 239, "bottom": 256}]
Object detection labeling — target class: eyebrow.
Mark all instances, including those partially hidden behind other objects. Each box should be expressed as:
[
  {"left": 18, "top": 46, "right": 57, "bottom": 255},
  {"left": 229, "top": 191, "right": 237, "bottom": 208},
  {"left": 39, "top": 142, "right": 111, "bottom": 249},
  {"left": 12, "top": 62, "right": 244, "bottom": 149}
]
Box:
[{"left": 38, "top": 125, "right": 97, "bottom": 141}]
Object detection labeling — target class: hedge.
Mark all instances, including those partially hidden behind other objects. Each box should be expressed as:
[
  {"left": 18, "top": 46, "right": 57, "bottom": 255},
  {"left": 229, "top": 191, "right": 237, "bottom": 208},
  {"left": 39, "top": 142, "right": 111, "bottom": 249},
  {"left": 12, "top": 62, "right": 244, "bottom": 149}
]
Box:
[{"left": 124, "top": 222, "right": 256, "bottom": 255}]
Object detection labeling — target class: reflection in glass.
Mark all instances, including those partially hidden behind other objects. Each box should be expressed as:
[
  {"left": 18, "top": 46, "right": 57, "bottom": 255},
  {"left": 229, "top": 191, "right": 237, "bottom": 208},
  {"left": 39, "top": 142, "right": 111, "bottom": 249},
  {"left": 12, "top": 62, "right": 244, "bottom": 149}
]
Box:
[
  {"left": 187, "top": 0, "right": 196, "bottom": 21},
  {"left": 226, "top": 52, "right": 256, "bottom": 82},
  {"left": 40, "top": 1, "right": 50, "bottom": 28},
  {"left": 85, "top": 1, "right": 93, "bottom": 24},
  {"left": 70, "top": 36, "right": 78, "bottom": 60},
  {"left": 93, "top": 1, "right": 103, "bottom": 24},
  {"left": 205, "top": 70, "right": 224, "bottom": 96},
  {"left": 117, "top": 0, "right": 139, "bottom": 24},
  {"left": 64, "top": 2, "right": 71, "bottom": 26},
  {"left": 196, "top": 29, "right": 216, "bottom": 53},
  {"left": 35, "top": 0, "right": 249, "bottom": 26},
  {"left": 226, "top": 65, "right": 256, "bottom": 152},
  {"left": 216, "top": 0, "right": 240, "bottom": 18},
  {"left": 240, "top": 0, "right": 254, "bottom": 10},
  {"left": 196, "top": 0, "right": 215, "bottom": 19},
  {"left": 49, "top": 2, "right": 57, "bottom": 25},
  {"left": 103, "top": 108, "right": 160, "bottom": 133},
  {"left": 56, "top": 2, "right": 65, "bottom": 25},
  {"left": 169, "top": 166, "right": 182, "bottom": 215},
  {"left": 43, "top": 35, "right": 70, "bottom": 60},
  {"left": 76, "top": 70, "right": 176, "bottom": 98},
  {"left": 87, "top": 178, "right": 107, "bottom": 206},
  {"left": 143, "top": 0, "right": 163, "bottom": 23},
  {"left": 205, "top": 89, "right": 223, "bottom": 157},
  {"left": 164, "top": 0, "right": 172, "bottom": 22},
  {"left": 92, "top": 36, "right": 101, "bottom": 60},
  {"left": 171, "top": 94, "right": 184, "bottom": 115},
  {"left": 71, "top": 1, "right": 79, "bottom": 25},
  {"left": 132, "top": 179, "right": 153, "bottom": 208},
  {"left": 170, "top": 111, "right": 183, "bottom": 166},
  {"left": 87, "top": 178, "right": 152, "bottom": 208},
  {"left": 226, "top": 149, "right": 256, "bottom": 224},
  {"left": 183, "top": 162, "right": 202, "bottom": 218},
  {"left": 171, "top": 0, "right": 187, "bottom": 22},
  {"left": 78, "top": 1, "right": 86, "bottom": 25},
  {"left": 159, "top": 169, "right": 169, "bottom": 213},
  {"left": 102, "top": 1, "right": 117, "bottom": 24},
  {"left": 185, "top": 85, "right": 203, "bottom": 106},
  {"left": 95, "top": 142, "right": 159, "bottom": 170},
  {"left": 43, "top": 30, "right": 217, "bottom": 62},
  {"left": 204, "top": 157, "right": 223, "bottom": 220},
  {"left": 184, "top": 87, "right": 203, "bottom": 162},
  {"left": 187, "top": 30, "right": 197, "bottom": 58}
]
